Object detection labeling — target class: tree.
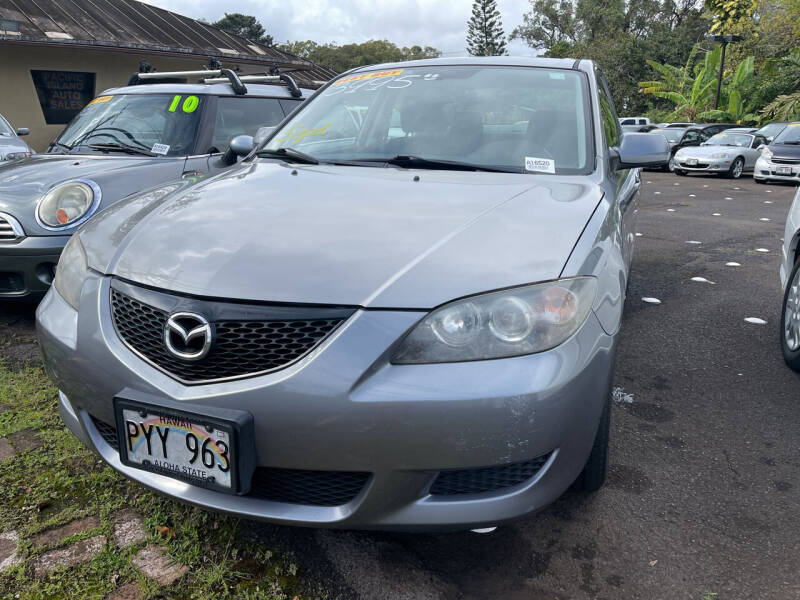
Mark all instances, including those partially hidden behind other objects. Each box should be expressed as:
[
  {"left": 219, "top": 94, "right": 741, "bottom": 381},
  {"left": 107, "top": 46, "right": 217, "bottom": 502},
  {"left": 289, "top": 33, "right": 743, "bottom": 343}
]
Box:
[
  {"left": 212, "top": 13, "right": 273, "bottom": 46},
  {"left": 704, "top": 0, "right": 759, "bottom": 34},
  {"left": 760, "top": 48, "right": 800, "bottom": 120},
  {"left": 466, "top": 0, "right": 508, "bottom": 56},
  {"left": 276, "top": 40, "right": 440, "bottom": 73}
]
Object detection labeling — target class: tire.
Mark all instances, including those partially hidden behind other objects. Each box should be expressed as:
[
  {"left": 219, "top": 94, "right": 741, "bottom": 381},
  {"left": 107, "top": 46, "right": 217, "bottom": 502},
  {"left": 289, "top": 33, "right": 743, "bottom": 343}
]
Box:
[
  {"left": 726, "top": 157, "right": 744, "bottom": 179},
  {"left": 781, "top": 258, "right": 800, "bottom": 371},
  {"left": 667, "top": 156, "right": 676, "bottom": 172},
  {"left": 674, "top": 168, "right": 687, "bottom": 176},
  {"left": 576, "top": 387, "right": 611, "bottom": 492}
]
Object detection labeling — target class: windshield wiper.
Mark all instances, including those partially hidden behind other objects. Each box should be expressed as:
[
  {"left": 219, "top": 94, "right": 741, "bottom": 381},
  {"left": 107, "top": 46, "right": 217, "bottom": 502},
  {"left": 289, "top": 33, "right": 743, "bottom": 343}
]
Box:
[
  {"left": 358, "top": 155, "right": 519, "bottom": 173},
  {"left": 87, "top": 143, "right": 156, "bottom": 157},
  {"left": 257, "top": 147, "right": 319, "bottom": 165},
  {"left": 48, "top": 141, "right": 73, "bottom": 154}
]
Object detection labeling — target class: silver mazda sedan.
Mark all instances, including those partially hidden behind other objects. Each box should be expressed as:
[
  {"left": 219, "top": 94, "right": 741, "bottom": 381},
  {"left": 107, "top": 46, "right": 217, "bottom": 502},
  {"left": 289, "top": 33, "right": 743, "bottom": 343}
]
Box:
[{"left": 37, "top": 57, "right": 668, "bottom": 530}]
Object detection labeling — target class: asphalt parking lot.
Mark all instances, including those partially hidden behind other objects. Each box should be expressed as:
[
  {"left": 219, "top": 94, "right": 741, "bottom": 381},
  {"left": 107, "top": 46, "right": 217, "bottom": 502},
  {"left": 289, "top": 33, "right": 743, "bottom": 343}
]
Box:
[{"left": 2, "top": 170, "right": 799, "bottom": 599}]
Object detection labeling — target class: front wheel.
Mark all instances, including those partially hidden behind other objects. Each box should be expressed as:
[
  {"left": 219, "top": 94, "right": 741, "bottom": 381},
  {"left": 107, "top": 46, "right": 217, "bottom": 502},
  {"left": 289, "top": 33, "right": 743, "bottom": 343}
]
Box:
[
  {"left": 726, "top": 157, "right": 744, "bottom": 179},
  {"left": 667, "top": 156, "right": 676, "bottom": 172},
  {"left": 576, "top": 388, "right": 611, "bottom": 492},
  {"left": 781, "top": 258, "right": 800, "bottom": 371}
]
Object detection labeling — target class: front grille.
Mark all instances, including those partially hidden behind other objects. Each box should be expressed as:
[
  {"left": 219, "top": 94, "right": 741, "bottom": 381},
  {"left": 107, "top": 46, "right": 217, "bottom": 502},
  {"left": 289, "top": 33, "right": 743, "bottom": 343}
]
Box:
[
  {"left": 249, "top": 468, "right": 370, "bottom": 506},
  {"left": 429, "top": 453, "right": 551, "bottom": 496},
  {"left": 0, "top": 215, "right": 22, "bottom": 242},
  {"left": 110, "top": 286, "right": 349, "bottom": 383},
  {"left": 90, "top": 415, "right": 119, "bottom": 450},
  {"left": 772, "top": 158, "right": 800, "bottom": 165},
  {"left": 680, "top": 162, "right": 709, "bottom": 168},
  {"left": 87, "top": 415, "right": 368, "bottom": 506}
]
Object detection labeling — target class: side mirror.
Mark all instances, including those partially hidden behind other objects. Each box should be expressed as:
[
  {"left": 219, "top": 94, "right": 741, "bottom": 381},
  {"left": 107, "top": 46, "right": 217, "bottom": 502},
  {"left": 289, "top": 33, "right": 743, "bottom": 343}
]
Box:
[
  {"left": 16, "top": 128, "right": 29, "bottom": 136},
  {"left": 612, "top": 132, "right": 670, "bottom": 170},
  {"left": 758, "top": 144, "right": 766, "bottom": 150},
  {"left": 253, "top": 126, "right": 275, "bottom": 148},
  {"left": 766, "top": 136, "right": 774, "bottom": 142},
  {"left": 217, "top": 134, "right": 254, "bottom": 167}
]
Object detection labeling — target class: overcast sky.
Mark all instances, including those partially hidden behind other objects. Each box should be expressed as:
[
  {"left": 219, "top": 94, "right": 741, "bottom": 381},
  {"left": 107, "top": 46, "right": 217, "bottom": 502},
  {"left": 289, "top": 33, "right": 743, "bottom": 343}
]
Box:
[{"left": 139, "top": 0, "right": 537, "bottom": 57}]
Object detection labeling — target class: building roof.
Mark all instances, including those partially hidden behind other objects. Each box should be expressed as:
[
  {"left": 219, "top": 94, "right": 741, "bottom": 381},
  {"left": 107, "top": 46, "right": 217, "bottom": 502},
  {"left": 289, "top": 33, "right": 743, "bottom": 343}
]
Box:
[{"left": 0, "top": 0, "right": 336, "bottom": 87}]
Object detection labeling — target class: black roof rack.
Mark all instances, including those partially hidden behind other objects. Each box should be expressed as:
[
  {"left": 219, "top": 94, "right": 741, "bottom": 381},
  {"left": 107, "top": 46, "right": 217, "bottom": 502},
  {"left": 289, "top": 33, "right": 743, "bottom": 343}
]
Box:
[
  {"left": 127, "top": 68, "right": 248, "bottom": 95},
  {"left": 200, "top": 72, "right": 305, "bottom": 98}
]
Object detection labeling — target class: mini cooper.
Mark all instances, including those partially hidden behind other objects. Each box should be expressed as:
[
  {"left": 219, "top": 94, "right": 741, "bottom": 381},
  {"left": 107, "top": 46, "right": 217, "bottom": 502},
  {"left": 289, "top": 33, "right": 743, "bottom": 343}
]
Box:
[{"left": 0, "top": 68, "right": 313, "bottom": 299}]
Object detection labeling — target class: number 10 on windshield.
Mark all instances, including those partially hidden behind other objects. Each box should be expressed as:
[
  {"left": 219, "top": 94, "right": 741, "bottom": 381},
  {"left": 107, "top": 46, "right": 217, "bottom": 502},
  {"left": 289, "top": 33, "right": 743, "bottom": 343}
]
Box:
[{"left": 168, "top": 95, "right": 199, "bottom": 114}]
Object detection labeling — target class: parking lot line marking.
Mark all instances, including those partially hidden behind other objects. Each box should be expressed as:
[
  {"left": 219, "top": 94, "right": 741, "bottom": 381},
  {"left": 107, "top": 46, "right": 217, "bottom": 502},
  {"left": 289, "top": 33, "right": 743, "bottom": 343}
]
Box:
[
  {"left": 725, "top": 262, "right": 741, "bottom": 267},
  {"left": 691, "top": 277, "right": 715, "bottom": 284},
  {"left": 713, "top": 213, "right": 721, "bottom": 216},
  {"left": 760, "top": 218, "right": 770, "bottom": 221},
  {"left": 667, "top": 208, "right": 675, "bottom": 212},
  {"left": 744, "top": 317, "right": 767, "bottom": 325},
  {"left": 642, "top": 297, "right": 662, "bottom": 304},
  {"left": 725, "top": 197, "right": 733, "bottom": 200},
  {"left": 686, "top": 241, "right": 702, "bottom": 244},
  {"left": 756, "top": 248, "right": 769, "bottom": 253},
  {"left": 765, "top": 200, "right": 773, "bottom": 204},
  {"left": 689, "top": 194, "right": 696, "bottom": 197}
]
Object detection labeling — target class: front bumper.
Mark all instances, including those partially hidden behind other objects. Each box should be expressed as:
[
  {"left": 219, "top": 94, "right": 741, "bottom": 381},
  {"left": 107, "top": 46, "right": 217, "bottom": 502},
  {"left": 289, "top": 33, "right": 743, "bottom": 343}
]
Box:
[
  {"left": 755, "top": 156, "right": 800, "bottom": 182},
  {"left": 38, "top": 274, "right": 615, "bottom": 530},
  {"left": 0, "top": 235, "right": 68, "bottom": 298},
  {"left": 674, "top": 155, "right": 734, "bottom": 173}
]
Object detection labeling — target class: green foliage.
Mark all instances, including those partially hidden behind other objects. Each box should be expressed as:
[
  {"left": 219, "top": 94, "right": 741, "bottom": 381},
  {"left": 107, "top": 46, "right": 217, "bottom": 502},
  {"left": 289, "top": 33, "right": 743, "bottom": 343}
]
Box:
[
  {"left": 276, "top": 39, "right": 441, "bottom": 72},
  {"left": 704, "top": 0, "right": 759, "bottom": 34},
  {"left": 466, "top": 0, "right": 508, "bottom": 56},
  {"left": 212, "top": 13, "right": 273, "bottom": 46},
  {"left": 760, "top": 48, "right": 800, "bottom": 120}
]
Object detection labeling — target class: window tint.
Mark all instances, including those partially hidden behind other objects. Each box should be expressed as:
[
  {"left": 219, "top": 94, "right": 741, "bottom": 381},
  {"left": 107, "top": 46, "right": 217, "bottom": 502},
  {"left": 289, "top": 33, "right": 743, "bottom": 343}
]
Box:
[
  {"left": 279, "top": 99, "right": 303, "bottom": 116},
  {"left": 620, "top": 119, "right": 634, "bottom": 125},
  {"left": 684, "top": 131, "right": 700, "bottom": 142},
  {"left": 0, "top": 117, "right": 13, "bottom": 136},
  {"left": 596, "top": 73, "right": 619, "bottom": 147},
  {"left": 210, "top": 97, "right": 285, "bottom": 152}
]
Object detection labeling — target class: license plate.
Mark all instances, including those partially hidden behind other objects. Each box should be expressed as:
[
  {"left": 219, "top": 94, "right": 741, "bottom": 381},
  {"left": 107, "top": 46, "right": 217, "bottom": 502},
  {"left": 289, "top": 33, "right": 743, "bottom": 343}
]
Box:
[
  {"left": 686, "top": 158, "right": 698, "bottom": 165},
  {"left": 777, "top": 166, "right": 793, "bottom": 175},
  {"left": 115, "top": 399, "right": 242, "bottom": 494}
]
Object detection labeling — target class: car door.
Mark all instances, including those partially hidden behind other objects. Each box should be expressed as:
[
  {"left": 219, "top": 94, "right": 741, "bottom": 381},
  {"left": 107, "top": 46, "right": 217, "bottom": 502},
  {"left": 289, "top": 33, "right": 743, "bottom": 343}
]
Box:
[
  {"left": 597, "top": 71, "right": 639, "bottom": 273},
  {"left": 193, "top": 96, "right": 289, "bottom": 177},
  {"left": 746, "top": 136, "right": 766, "bottom": 169}
]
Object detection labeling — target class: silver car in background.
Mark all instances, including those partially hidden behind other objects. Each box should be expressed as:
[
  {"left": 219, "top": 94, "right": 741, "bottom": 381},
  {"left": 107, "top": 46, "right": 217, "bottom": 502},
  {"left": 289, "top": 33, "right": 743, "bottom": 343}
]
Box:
[
  {"left": 0, "top": 114, "right": 32, "bottom": 162},
  {"left": 673, "top": 130, "right": 768, "bottom": 178},
  {"left": 37, "top": 57, "right": 668, "bottom": 530}
]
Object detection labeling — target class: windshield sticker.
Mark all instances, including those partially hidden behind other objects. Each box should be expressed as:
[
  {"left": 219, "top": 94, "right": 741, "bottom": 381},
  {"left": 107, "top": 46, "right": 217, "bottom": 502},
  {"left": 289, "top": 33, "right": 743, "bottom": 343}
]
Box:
[
  {"left": 334, "top": 69, "right": 404, "bottom": 86},
  {"left": 525, "top": 156, "right": 555, "bottom": 174},
  {"left": 87, "top": 96, "right": 112, "bottom": 106},
  {"left": 168, "top": 95, "right": 200, "bottom": 113},
  {"left": 274, "top": 123, "right": 332, "bottom": 145},
  {"left": 151, "top": 143, "right": 170, "bottom": 155},
  {"left": 789, "top": 123, "right": 800, "bottom": 127}
]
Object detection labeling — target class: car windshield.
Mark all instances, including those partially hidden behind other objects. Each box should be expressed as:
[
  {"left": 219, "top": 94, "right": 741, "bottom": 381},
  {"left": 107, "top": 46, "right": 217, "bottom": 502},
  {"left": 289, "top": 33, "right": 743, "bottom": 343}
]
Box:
[
  {"left": 707, "top": 133, "right": 753, "bottom": 147},
  {"left": 262, "top": 65, "right": 593, "bottom": 174},
  {"left": 756, "top": 123, "right": 785, "bottom": 139},
  {"left": 774, "top": 123, "right": 800, "bottom": 144},
  {"left": 652, "top": 128, "right": 684, "bottom": 142},
  {"left": 55, "top": 93, "right": 205, "bottom": 156},
  {"left": 0, "top": 117, "right": 13, "bottom": 136}
]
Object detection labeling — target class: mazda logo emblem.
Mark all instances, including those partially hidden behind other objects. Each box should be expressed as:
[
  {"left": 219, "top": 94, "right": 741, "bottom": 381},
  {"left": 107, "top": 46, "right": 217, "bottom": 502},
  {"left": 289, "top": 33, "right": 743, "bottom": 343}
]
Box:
[{"left": 163, "top": 312, "right": 212, "bottom": 361}]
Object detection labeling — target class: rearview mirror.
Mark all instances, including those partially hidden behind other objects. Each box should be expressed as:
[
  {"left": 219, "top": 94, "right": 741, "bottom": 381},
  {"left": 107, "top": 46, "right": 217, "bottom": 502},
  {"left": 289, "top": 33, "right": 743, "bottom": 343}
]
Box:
[
  {"left": 16, "top": 128, "right": 29, "bottom": 136},
  {"left": 612, "top": 133, "right": 670, "bottom": 170},
  {"left": 253, "top": 126, "right": 275, "bottom": 148}
]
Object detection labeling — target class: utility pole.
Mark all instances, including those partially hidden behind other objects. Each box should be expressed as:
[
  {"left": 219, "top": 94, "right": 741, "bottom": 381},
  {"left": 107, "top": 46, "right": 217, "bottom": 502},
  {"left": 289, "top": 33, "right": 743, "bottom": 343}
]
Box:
[{"left": 705, "top": 34, "right": 743, "bottom": 109}]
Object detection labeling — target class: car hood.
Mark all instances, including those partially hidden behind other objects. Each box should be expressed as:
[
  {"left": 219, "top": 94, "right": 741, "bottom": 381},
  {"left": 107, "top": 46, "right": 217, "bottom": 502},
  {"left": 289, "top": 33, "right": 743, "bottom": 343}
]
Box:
[
  {"left": 0, "top": 136, "right": 30, "bottom": 158},
  {"left": 0, "top": 154, "right": 185, "bottom": 234},
  {"left": 680, "top": 145, "right": 745, "bottom": 157},
  {"left": 768, "top": 143, "right": 800, "bottom": 161},
  {"left": 98, "top": 160, "right": 603, "bottom": 309}
]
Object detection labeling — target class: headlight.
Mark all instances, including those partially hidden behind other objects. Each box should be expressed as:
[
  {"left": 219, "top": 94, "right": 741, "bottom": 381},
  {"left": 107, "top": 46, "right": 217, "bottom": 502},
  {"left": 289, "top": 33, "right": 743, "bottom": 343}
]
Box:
[
  {"left": 53, "top": 235, "right": 88, "bottom": 310},
  {"left": 675, "top": 149, "right": 685, "bottom": 157},
  {"left": 37, "top": 180, "right": 100, "bottom": 229},
  {"left": 711, "top": 152, "right": 728, "bottom": 158},
  {"left": 392, "top": 277, "right": 597, "bottom": 364},
  {"left": 4, "top": 152, "right": 31, "bottom": 161},
  {"left": 761, "top": 147, "right": 773, "bottom": 159}
]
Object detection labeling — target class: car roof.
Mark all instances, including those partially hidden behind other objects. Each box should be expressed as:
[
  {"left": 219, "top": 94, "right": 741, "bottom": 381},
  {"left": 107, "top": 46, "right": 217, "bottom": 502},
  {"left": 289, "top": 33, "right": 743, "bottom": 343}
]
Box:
[
  {"left": 694, "top": 123, "right": 736, "bottom": 129},
  {"left": 722, "top": 128, "right": 756, "bottom": 133},
  {"left": 341, "top": 56, "right": 586, "bottom": 74},
  {"left": 100, "top": 82, "right": 313, "bottom": 98}
]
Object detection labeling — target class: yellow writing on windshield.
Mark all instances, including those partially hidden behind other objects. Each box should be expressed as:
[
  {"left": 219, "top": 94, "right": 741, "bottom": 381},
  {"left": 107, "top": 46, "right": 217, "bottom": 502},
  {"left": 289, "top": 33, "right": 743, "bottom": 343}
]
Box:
[
  {"left": 333, "top": 69, "right": 404, "bottom": 86},
  {"left": 275, "top": 123, "right": 332, "bottom": 145},
  {"left": 87, "top": 96, "right": 113, "bottom": 106}
]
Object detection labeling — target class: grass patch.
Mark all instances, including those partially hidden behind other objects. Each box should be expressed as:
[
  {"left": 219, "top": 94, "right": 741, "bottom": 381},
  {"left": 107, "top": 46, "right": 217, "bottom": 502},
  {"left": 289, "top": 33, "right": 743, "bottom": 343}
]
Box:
[{"left": 0, "top": 362, "right": 310, "bottom": 599}]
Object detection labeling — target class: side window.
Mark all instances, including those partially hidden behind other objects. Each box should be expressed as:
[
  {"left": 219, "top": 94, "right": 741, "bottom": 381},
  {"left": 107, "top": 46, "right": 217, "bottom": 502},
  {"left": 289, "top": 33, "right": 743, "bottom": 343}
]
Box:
[
  {"left": 596, "top": 72, "right": 620, "bottom": 148},
  {"left": 684, "top": 131, "right": 700, "bottom": 142},
  {"left": 279, "top": 99, "right": 303, "bottom": 116},
  {"left": 210, "top": 97, "right": 285, "bottom": 152},
  {"left": 621, "top": 118, "right": 634, "bottom": 125}
]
